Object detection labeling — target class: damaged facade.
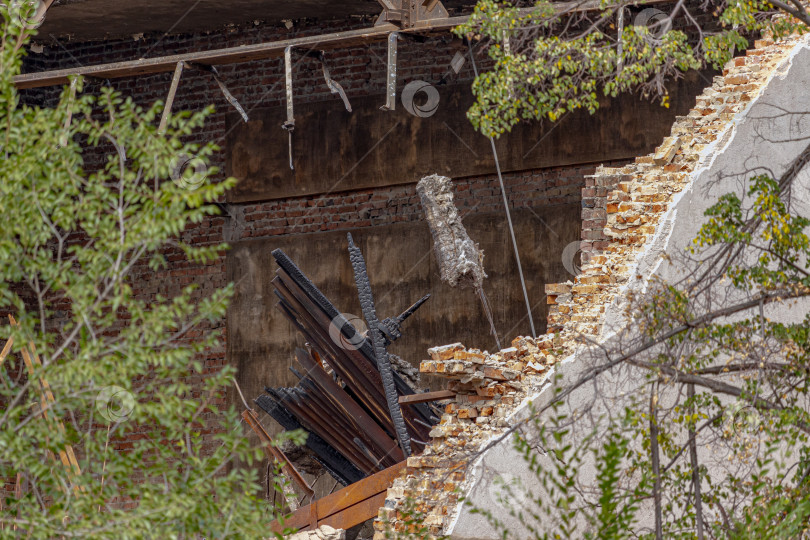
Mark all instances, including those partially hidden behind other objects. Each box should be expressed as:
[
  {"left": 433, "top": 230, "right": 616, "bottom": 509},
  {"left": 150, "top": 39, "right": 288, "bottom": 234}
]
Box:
[{"left": 14, "top": 0, "right": 809, "bottom": 538}]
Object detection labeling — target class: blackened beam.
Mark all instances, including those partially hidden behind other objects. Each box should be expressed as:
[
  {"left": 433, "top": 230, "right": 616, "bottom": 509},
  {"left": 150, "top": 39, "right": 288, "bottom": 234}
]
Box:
[
  {"left": 272, "top": 273, "right": 393, "bottom": 430},
  {"left": 12, "top": 0, "right": 675, "bottom": 89},
  {"left": 296, "top": 382, "right": 385, "bottom": 471},
  {"left": 380, "top": 293, "right": 430, "bottom": 343},
  {"left": 347, "top": 233, "right": 411, "bottom": 457},
  {"left": 272, "top": 249, "right": 435, "bottom": 429},
  {"left": 295, "top": 348, "right": 404, "bottom": 465},
  {"left": 273, "top": 275, "right": 431, "bottom": 446},
  {"left": 273, "top": 273, "right": 432, "bottom": 443},
  {"left": 282, "top": 387, "right": 378, "bottom": 472},
  {"left": 255, "top": 393, "right": 364, "bottom": 485}
]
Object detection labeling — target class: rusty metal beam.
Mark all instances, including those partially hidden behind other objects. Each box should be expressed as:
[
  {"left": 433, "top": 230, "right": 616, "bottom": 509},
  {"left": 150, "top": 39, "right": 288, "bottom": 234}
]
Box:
[
  {"left": 398, "top": 389, "right": 455, "bottom": 405},
  {"left": 13, "top": 0, "right": 677, "bottom": 90},
  {"left": 272, "top": 461, "right": 406, "bottom": 534}
]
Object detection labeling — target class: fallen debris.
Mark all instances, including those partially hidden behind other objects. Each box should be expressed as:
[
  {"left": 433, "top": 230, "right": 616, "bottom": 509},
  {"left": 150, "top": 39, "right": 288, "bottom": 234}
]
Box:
[
  {"left": 416, "top": 174, "right": 486, "bottom": 289},
  {"left": 257, "top": 247, "right": 440, "bottom": 486},
  {"left": 416, "top": 174, "right": 500, "bottom": 348},
  {"left": 288, "top": 524, "right": 345, "bottom": 540}
]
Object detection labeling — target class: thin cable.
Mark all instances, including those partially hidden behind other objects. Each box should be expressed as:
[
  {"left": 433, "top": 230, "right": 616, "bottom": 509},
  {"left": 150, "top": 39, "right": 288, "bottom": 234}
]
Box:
[{"left": 467, "top": 41, "right": 537, "bottom": 338}]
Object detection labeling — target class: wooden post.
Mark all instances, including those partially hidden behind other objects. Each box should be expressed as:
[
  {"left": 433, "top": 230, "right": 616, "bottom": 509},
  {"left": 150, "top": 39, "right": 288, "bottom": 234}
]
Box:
[{"left": 158, "top": 61, "right": 185, "bottom": 134}]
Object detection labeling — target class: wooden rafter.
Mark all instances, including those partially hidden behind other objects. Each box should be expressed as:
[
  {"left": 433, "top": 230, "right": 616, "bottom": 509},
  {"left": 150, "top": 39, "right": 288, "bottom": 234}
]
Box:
[
  {"left": 14, "top": 0, "right": 675, "bottom": 90},
  {"left": 271, "top": 461, "right": 406, "bottom": 533},
  {"left": 14, "top": 17, "right": 464, "bottom": 89}
]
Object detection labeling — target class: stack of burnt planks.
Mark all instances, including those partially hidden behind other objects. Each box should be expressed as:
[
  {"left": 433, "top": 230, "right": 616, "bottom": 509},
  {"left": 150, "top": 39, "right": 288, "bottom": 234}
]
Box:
[{"left": 256, "top": 249, "right": 439, "bottom": 486}]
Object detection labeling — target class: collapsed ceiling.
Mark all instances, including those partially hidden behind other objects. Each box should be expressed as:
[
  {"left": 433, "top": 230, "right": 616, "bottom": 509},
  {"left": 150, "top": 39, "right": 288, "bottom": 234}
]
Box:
[{"left": 38, "top": 0, "right": 474, "bottom": 41}]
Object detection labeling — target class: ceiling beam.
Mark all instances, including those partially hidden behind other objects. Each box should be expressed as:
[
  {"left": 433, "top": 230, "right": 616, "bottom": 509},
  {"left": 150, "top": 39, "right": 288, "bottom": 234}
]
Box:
[
  {"left": 13, "top": 16, "right": 465, "bottom": 89},
  {"left": 13, "top": 0, "right": 674, "bottom": 90}
]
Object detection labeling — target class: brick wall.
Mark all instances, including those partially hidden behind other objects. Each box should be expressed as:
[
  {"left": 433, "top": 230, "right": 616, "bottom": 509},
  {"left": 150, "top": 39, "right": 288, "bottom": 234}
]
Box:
[
  {"left": 226, "top": 162, "right": 613, "bottom": 241},
  {"left": 15, "top": 15, "right": 613, "bottom": 489},
  {"left": 375, "top": 31, "right": 796, "bottom": 540}
]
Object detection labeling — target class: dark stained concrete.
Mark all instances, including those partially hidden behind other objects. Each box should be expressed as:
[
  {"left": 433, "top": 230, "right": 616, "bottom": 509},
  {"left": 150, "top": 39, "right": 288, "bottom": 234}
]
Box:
[
  {"left": 226, "top": 205, "right": 579, "bottom": 435},
  {"left": 225, "top": 72, "right": 712, "bottom": 202}
]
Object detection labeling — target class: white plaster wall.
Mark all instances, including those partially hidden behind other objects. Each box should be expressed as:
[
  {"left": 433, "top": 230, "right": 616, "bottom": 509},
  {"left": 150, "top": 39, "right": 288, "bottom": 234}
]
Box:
[{"left": 449, "top": 39, "right": 810, "bottom": 539}]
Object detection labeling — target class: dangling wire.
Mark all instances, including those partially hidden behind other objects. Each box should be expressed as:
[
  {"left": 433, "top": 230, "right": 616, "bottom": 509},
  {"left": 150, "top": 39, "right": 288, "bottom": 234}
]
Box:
[{"left": 467, "top": 40, "right": 537, "bottom": 338}]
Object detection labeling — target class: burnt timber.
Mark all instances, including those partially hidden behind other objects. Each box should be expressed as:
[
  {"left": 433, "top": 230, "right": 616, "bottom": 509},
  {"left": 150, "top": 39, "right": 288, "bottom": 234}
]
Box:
[{"left": 257, "top": 247, "right": 441, "bottom": 486}]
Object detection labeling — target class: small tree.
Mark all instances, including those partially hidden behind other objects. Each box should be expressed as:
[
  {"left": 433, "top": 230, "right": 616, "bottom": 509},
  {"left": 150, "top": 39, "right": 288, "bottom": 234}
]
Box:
[
  {"left": 0, "top": 6, "right": 286, "bottom": 537},
  {"left": 465, "top": 145, "right": 810, "bottom": 540},
  {"left": 468, "top": 167, "right": 810, "bottom": 537},
  {"left": 456, "top": 0, "right": 810, "bottom": 137}
]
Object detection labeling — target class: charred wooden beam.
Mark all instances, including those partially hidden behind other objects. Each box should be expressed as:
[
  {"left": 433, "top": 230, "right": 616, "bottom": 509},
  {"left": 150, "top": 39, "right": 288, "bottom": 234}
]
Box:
[
  {"left": 255, "top": 394, "right": 363, "bottom": 486},
  {"left": 347, "top": 233, "right": 411, "bottom": 456},
  {"left": 257, "top": 247, "right": 439, "bottom": 484},
  {"left": 271, "top": 248, "right": 435, "bottom": 430}
]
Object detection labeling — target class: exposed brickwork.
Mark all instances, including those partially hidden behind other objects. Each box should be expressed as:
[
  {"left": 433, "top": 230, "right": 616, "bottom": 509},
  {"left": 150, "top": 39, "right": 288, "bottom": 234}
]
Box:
[
  {"left": 546, "top": 34, "right": 800, "bottom": 338},
  {"left": 227, "top": 162, "right": 613, "bottom": 240},
  {"left": 375, "top": 337, "right": 557, "bottom": 538},
  {"left": 372, "top": 32, "right": 808, "bottom": 539},
  {"left": 14, "top": 16, "right": 607, "bottom": 508}
]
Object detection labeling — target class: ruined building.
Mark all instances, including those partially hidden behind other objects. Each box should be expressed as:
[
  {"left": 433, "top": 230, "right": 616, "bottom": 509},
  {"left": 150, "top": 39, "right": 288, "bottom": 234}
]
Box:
[{"left": 15, "top": 1, "right": 810, "bottom": 538}]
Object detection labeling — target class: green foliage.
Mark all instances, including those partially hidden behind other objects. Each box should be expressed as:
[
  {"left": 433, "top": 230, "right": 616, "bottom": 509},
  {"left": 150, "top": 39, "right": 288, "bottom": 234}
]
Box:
[
  {"left": 456, "top": 0, "right": 808, "bottom": 137},
  {"left": 465, "top": 166, "right": 810, "bottom": 537},
  {"left": 0, "top": 7, "right": 292, "bottom": 538},
  {"left": 465, "top": 396, "right": 645, "bottom": 539}
]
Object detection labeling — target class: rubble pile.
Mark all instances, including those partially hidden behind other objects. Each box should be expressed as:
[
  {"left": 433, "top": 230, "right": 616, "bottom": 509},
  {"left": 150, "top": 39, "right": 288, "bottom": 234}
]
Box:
[
  {"left": 371, "top": 33, "right": 807, "bottom": 539},
  {"left": 288, "top": 524, "right": 345, "bottom": 540},
  {"left": 374, "top": 337, "right": 557, "bottom": 538}
]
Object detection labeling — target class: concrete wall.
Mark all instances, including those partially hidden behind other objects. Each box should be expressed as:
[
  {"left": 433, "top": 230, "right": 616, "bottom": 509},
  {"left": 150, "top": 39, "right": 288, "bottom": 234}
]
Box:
[{"left": 448, "top": 34, "right": 810, "bottom": 539}]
